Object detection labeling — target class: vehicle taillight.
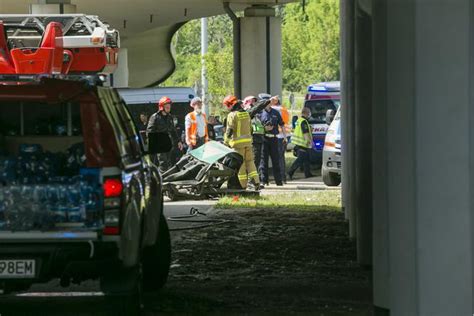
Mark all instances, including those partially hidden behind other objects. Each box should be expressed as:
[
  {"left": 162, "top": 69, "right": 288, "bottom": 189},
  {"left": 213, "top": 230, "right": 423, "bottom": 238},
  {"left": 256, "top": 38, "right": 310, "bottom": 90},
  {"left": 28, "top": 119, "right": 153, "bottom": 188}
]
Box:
[
  {"left": 103, "top": 178, "right": 122, "bottom": 235},
  {"left": 103, "top": 226, "right": 119, "bottom": 235},
  {"left": 103, "top": 178, "right": 123, "bottom": 197}
]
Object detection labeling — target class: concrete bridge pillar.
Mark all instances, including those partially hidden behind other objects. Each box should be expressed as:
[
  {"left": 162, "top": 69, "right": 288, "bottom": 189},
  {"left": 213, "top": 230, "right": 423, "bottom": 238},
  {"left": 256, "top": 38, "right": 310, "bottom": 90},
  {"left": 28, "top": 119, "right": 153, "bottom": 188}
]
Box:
[
  {"left": 226, "top": 5, "right": 282, "bottom": 99},
  {"left": 29, "top": 0, "right": 76, "bottom": 14},
  {"left": 370, "top": 0, "right": 474, "bottom": 314}
]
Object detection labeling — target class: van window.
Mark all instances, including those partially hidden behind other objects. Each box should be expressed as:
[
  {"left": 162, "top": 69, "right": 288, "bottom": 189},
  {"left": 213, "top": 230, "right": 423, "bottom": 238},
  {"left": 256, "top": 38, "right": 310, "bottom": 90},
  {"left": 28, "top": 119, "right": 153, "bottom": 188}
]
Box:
[
  {"left": 0, "top": 102, "right": 81, "bottom": 137},
  {"left": 0, "top": 102, "right": 20, "bottom": 136},
  {"left": 124, "top": 102, "right": 192, "bottom": 128},
  {"left": 23, "top": 103, "right": 67, "bottom": 136},
  {"left": 100, "top": 93, "right": 142, "bottom": 164},
  {"left": 304, "top": 99, "right": 340, "bottom": 125}
]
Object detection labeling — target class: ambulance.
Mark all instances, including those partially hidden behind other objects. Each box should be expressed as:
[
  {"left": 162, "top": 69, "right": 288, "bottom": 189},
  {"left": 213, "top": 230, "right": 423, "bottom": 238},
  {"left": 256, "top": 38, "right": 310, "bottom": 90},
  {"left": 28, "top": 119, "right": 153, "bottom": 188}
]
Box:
[{"left": 303, "top": 81, "right": 340, "bottom": 165}]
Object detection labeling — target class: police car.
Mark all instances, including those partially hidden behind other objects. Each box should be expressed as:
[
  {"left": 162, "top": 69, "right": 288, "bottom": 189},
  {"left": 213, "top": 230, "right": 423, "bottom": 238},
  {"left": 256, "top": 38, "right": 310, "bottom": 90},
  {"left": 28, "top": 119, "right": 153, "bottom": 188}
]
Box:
[{"left": 303, "top": 81, "right": 340, "bottom": 165}]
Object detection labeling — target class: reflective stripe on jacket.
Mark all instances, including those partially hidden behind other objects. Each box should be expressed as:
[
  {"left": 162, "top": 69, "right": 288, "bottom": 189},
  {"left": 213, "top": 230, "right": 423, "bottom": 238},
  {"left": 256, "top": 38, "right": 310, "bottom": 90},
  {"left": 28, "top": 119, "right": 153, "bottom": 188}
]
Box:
[
  {"left": 291, "top": 117, "right": 312, "bottom": 148},
  {"left": 225, "top": 110, "right": 252, "bottom": 148}
]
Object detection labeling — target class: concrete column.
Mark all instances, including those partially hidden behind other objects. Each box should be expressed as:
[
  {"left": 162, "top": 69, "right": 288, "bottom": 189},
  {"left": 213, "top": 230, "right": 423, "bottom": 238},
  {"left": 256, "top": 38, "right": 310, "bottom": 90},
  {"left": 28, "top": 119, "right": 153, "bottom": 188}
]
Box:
[
  {"left": 30, "top": 1, "right": 76, "bottom": 14},
  {"left": 372, "top": 0, "right": 474, "bottom": 314},
  {"left": 340, "top": 0, "right": 349, "bottom": 221},
  {"left": 340, "top": 0, "right": 357, "bottom": 239},
  {"left": 240, "top": 6, "right": 282, "bottom": 98},
  {"left": 371, "top": 0, "right": 389, "bottom": 312},
  {"left": 354, "top": 1, "right": 372, "bottom": 267}
]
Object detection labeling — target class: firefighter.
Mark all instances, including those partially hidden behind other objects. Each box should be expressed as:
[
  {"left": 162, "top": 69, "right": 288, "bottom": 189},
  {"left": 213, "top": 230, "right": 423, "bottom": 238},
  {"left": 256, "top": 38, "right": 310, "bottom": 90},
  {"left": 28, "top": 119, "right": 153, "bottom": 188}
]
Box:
[
  {"left": 288, "top": 107, "right": 314, "bottom": 179},
  {"left": 223, "top": 95, "right": 261, "bottom": 190},
  {"left": 185, "top": 97, "right": 209, "bottom": 152},
  {"left": 147, "top": 96, "right": 183, "bottom": 172}
]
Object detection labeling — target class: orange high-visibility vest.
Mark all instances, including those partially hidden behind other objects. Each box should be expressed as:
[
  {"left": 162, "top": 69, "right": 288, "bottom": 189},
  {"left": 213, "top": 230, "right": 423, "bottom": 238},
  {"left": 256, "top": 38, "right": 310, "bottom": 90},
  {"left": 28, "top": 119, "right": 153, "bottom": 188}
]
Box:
[
  {"left": 282, "top": 106, "right": 293, "bottom": 134},
  {"left": 281, "top": 106, "right": 290, "bottom": 125},
  {"left": 186, "top": 112, "right": 209, "bottom": 146},
  {"left": 277, "top": 106, "right": 292, "bottom": 135}
]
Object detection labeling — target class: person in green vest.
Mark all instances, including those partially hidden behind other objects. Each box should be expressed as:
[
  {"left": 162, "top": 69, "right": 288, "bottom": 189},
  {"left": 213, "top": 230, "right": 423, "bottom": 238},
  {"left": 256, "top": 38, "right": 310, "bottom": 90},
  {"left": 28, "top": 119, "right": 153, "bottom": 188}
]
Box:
[{"left": 288, "top": 107, "right": 314, "bottom": 180}]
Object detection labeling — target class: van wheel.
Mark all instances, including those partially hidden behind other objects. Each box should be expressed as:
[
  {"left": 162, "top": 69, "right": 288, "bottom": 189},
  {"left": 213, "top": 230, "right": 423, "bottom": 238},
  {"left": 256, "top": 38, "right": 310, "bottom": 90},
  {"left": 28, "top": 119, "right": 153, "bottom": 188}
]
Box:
[
  {"left": 322, "top": 168, "right": 341, "bottom": 186},
  {"left": 142, "top": 214, "right": 171, "bottom": 292}
]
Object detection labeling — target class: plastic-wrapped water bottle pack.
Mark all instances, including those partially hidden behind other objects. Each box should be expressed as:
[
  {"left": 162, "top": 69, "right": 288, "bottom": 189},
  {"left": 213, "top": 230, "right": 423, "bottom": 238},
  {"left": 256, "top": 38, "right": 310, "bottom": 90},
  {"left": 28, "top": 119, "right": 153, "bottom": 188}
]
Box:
[
  {"left": 0, "top": 175, "right": 103, "bottom": 231},
  {"left": 0, "top": 143, "right": 103, "bottom": 231},
  {"left": 0, "top": 142, "right": 85, "bottom": 186}
]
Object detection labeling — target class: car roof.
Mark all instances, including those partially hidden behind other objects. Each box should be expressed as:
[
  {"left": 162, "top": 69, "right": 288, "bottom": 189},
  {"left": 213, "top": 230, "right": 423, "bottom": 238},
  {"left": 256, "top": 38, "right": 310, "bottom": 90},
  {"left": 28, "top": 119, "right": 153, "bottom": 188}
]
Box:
[
  {"left": 117, "top": 87, "right": 196, "bottom": 105},
  {"left": 307, "top": 81, "right": 340, "bottom": 93}
]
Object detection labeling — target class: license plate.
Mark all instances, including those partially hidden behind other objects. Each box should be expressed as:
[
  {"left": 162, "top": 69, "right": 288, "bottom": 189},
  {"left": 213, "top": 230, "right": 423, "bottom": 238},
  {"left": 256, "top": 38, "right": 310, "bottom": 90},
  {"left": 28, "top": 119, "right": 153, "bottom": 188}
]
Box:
[{"left": 0, "top": 260, "right": 35, "bottom": 279}]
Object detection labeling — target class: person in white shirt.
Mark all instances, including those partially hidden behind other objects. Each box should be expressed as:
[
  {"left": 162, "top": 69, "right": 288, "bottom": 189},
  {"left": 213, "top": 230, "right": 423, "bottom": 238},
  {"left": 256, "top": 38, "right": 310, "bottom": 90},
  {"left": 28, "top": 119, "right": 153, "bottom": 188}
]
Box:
[{"left": 185, "top": 97, "right": 209, "bottom": 152}]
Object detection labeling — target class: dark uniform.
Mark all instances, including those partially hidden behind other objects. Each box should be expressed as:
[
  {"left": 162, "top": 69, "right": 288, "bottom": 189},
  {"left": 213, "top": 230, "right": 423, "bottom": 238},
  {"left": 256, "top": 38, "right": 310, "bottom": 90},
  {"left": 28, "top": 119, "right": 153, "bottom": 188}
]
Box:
[
  {"left": 251, "top": 117, "right": 264, "bottom": 170},
  {"left": 258, "top": 107, "right": 285, "bottom": 185},
  {"left": 246, "top": 100, "right": 268, "bottom": 172},
  {"left": 207, "top": 123, "right": 216, "bottom": 140},
  {"left": 147, "top": 110, "right": 179, "bottom": 172}
]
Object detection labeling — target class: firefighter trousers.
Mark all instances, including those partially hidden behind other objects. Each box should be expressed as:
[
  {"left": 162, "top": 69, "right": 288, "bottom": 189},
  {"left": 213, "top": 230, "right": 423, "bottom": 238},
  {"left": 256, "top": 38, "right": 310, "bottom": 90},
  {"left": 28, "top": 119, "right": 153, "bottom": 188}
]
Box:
[{"left": 235, "top": 145, "right": 259, "bottom": 189}]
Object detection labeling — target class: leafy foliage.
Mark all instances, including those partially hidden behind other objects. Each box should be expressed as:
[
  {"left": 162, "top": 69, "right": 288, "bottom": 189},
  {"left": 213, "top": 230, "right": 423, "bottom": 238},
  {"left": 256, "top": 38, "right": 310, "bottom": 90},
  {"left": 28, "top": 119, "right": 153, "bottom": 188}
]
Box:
[{"left": 162, "top": 0, "right": 340, "bottom": 113}]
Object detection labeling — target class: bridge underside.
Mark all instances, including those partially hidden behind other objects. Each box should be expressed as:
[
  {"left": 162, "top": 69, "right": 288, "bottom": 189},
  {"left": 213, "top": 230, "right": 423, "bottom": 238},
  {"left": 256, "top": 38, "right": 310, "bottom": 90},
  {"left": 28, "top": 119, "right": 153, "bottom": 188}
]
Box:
[{"left": 4, "top": 0, "right": 294, "bottom": 88}]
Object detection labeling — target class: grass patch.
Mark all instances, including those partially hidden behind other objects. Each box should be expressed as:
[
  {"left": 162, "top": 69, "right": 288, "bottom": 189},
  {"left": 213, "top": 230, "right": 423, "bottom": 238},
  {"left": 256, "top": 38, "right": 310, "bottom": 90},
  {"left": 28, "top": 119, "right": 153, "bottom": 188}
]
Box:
[{"left": 216, "top": 190, "right": 341, "bottom": 212}]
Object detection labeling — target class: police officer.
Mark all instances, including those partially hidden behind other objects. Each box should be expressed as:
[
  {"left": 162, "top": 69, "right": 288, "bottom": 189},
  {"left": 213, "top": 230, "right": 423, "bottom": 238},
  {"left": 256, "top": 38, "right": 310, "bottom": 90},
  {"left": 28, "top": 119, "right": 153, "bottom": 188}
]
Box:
[
  {"left": 258, "top": 94, "right": 286, "bottom": 186},
  {"left": 243, "top": 96, "right": 266, "bottom": 171},
  {"left": 288, "top": 107, "right": 314, "bottom": 179},
  {"left": 147, "top": 96, "right": 183, "bottom": 172},
  {"left": 223, "top": 95, "right": 260, "bottom": 190},
  {"left": 271, "top": 97, "right": 290, "bottom": 184}
]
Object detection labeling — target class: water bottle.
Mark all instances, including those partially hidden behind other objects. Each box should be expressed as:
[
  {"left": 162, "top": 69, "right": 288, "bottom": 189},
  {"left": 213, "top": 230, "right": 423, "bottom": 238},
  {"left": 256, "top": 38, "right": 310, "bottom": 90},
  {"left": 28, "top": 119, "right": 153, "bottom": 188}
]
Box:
[
  {"left": 68, "top": 205, "right": 82, "bottom": 222},
  {"left": 67, "top": 185, "right": 81, "bottom": 205},
  {"left": 51, "top": 204, "right": 67, "bottom": 223},
  {"left": 21, "top": 185, "right": 34, "bottom": 201},
  {"left": 0, "top": 187, "right": 6, "bottom": 230},
  {"left": 85, "top": 186, "right": 101, "bottom": 227},
  {"left": 46, "top": 185, "right": 59, "bottom": 204},
  {"left": 58, "top": 185, "right": 68, "bottom": 205}
]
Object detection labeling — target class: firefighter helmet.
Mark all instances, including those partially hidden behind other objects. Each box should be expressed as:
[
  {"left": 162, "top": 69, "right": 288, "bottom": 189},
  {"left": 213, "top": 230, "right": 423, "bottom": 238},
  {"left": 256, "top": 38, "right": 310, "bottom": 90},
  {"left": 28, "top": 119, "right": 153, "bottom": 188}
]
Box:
[
  {"left": 158, "top": 96, "right": 172, "bottom": 110},
  {"left": 223, "top": 95, "right": 239, "bottom": 110}
]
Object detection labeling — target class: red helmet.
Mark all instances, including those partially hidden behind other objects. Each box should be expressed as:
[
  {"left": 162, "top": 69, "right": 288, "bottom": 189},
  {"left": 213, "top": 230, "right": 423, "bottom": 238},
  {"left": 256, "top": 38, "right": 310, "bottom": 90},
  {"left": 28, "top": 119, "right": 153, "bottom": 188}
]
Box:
[
  {"left": 223, "top": 95, "right": 239, "bottom": 110},
  {"left": 158, "top": 96, "right": 172, "bottom": 110}
]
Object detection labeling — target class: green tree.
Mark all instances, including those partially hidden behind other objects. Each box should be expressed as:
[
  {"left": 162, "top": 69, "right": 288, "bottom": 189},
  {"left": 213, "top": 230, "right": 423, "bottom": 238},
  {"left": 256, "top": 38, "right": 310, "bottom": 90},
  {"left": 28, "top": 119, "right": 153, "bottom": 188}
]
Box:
[
  {"left": 282, "top": 0, "right": 340, "bottom": 93},
  {"left": 163, "top": 0, "right": 340, "bottom": 103},
  {"left": 163, "top": 16, "right": 235, "bottom": 115}
]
